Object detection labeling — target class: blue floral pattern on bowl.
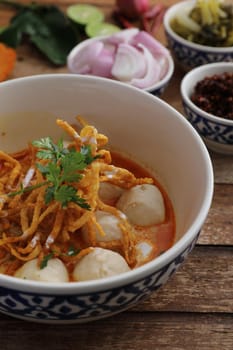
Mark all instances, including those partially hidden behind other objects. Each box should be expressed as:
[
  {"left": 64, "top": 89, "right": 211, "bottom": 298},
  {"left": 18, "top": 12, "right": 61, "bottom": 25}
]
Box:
[
  {"left": 165, "top": 30, "right": 233, "bottom": 70},
  {"left": 0, "top": 236, "right": 198, "bottom": 323},
  {"left": 183, "top": 102, "right": 233, "bottom": 145}
]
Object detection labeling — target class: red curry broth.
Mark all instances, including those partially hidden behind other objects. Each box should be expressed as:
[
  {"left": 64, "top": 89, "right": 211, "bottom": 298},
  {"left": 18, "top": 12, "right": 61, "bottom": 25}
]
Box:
[{"left": 111, "top": 151, "right": 176, "bottom": 261}]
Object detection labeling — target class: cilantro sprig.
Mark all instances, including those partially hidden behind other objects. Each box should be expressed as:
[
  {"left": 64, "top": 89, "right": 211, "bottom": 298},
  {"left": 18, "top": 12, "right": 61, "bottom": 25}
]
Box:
[
  {"left": 9, "top": 137, "right": 98, "bottom": 209},
  {"left": 40, "top": 245, "right": 80, "bottom": 269}
]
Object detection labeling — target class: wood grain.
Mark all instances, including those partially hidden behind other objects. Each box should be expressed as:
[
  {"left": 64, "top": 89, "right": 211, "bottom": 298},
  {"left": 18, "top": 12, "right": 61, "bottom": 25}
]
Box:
[
  {"left": 133, "top": 246, "right": 233, "bottom": 313},
  {"left": 1, "top": 312, "right": 232, "bottom": 350},
  {"left": 198, "top": 184, "right": 233, "bottom": 245}
]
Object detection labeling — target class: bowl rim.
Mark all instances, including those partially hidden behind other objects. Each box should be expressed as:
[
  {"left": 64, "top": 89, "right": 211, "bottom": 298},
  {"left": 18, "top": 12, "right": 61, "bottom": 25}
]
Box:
[
  {"left": 0, "top": 74, "right": 214, "bottom": 294},
  {"left": 163, "top": 0, "right": 233, "bottom": 53},
  {"left": 67, "top": 31, "right": 175, "bottom": 93},
  {"left": 181, "top": 62, "right": 233, "bottom": 125}
]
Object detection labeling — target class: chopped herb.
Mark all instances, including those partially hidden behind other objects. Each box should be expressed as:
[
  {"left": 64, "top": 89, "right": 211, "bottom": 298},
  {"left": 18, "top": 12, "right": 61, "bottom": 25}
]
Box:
[
  {"left": 8, "top": 180, "right": 49, "bottom": 197},
  {"left": 9, "top": 138, "right": 97, "bottom": 209},
  {"left": 40, "top": 252, "right": 54, "bottom": 269},
  {"left": 40, "top": 246, "right": 80, "bottom": 269},
  {"left": 80, "top": 144, "right": 101, "bottom": 164},
  {"left": 66, "top": 245, "right": 80, "bottom": 256}
]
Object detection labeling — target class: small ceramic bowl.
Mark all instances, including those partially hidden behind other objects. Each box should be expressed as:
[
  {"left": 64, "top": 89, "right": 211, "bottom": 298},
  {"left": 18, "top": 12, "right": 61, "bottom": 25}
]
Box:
[
  {"left": 67, "top": 33, "right": 174, "bottom": 97},
  {"left": 163, "top": 0, "right": 233, "bottom": 71},
  {"left": 147, "top": 53, "right": 174, "bottom": 96},
  {"left": 0, "top": 74, "right": 213, "bottom": 323},
  {"left": 181, "top": 62, "right": 233, "bottom": 154}
]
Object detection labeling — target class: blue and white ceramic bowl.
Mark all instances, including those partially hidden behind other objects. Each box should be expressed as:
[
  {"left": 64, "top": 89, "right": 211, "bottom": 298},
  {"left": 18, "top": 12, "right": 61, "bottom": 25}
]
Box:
[
  {"left": 163, "top": 0, "right": 233, "bottom": 71},
  {"left": 181, "top": 62, "right": 233, "bottom": 154},
  {"left": 0, "top": 74, "right": 213, "bottom": 323}
]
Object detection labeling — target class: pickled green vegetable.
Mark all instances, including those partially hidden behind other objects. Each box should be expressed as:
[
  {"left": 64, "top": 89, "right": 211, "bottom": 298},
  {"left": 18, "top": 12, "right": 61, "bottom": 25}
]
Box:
[{"left": 170, "top": 0, "right": 233, "bottom": 47}]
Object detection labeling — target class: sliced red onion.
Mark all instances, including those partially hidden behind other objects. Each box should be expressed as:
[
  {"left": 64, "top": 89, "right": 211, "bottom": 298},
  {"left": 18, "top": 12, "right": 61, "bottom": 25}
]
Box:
[
  {"left": 91, "top": 47, "right": 115, "bottom": 78},
  {"left": 103, "top": 28, "right": 139, "bottom": 45},
  {"left": 129, "top": 43, "right": 161, "bottom": 88},
  {"left": 111, "top": 43, "right": 146, "bottom": 82},
  {"left": 130, "top": 30, "right": 169, "bottom": 57},
  {"left": 67, "top": 29, "right": 171, "bottom": 90},
  {"left": 68, "top": 41, "right": 104, "bottom": 74},
  {"left": 155, "top": 55, "right": 169, "bottom": 80},
  {"left": 22, "top": 168, "right": 35, "bottom": 188}
]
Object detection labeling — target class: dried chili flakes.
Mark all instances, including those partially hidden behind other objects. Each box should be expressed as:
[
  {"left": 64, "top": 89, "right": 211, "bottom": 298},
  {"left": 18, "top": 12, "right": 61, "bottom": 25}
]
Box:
[
  {"left": 0, "top": 43, "right": 16, "bottom": 82},
  {"left": 191, "top": 72, "right": 233, "bottom": 120}
]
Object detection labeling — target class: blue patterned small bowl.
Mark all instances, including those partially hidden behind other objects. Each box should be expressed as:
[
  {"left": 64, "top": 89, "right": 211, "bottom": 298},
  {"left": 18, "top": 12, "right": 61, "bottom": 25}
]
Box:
[
  {"left": 181, "top": 62, "right": 233, "bottom": 154},
  {"left": 0, "top": 74, "right": 213, "bottom": 323},
  {"left": 163, "top": 0, "right": 233, "bottom": 71}
]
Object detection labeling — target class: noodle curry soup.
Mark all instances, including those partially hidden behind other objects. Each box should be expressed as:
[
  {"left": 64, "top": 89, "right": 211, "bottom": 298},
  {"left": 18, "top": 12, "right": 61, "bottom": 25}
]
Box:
[
  {"left": 0, "top": 74, "right": 213, "bottom": 323},
  {"left": 0, "top": 117, "right": 175, "bottom": 283}
]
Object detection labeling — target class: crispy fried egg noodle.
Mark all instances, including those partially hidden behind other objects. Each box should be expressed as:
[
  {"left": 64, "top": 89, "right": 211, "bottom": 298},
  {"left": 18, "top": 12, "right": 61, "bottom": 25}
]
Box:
[{"left": 0, "top": 116, "right": 174, "bottom": 282}]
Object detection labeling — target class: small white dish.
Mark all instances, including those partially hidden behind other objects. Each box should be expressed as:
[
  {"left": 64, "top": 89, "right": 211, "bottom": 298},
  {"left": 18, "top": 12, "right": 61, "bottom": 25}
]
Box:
[{"left": 67, "top": 31, "right": 174, "bottom": 97}]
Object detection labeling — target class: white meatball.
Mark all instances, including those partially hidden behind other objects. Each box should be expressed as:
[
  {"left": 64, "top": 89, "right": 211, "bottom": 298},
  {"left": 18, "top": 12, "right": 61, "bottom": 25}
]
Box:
[
  {"left": 116, "top": 184, "right": 165, "bottom": 226},
  {"left": 99, "top": 182, "right": 124, "bottom": 205},
  {"left": 14, "top": 258, "right": 69, "bottom": 283},
  {"left": 73, "top": 247, "right": 130, "bottom": 281},
  {"left": 83, "top": 210, "right": 123, "bottom": 242}
]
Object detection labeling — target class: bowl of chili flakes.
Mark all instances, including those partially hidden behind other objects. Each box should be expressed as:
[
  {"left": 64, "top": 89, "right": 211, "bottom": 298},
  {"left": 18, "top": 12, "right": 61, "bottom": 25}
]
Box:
[{"left": 181, "top": 62, "right": 233, "bottom": 154}]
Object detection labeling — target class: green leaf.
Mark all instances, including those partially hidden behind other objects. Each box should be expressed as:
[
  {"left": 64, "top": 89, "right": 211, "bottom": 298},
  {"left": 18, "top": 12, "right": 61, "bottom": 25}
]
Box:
[
  {"left": 40, "top": 252, "right": 54, "bottom": 269},
  {"left": 61, "top": 151, "right": 87, "bottom": 173},
  {"left": 66, "top": 245, "right": 80, "bottom": 256},
  {"left": 33, "top": 137, "right": 54, "bottom": 150},
  {"left": 54, "top": 185, "right": 79, "bottom": 208},
  {"left": 61, "top": 172, "right": 82, "bottom": 184},
  {"left": 36, "top": 163, "right": 49, "bottom": 175},
  {"left": 10, "top": 136, "right": 93, "bottom": 209},
  {"left": 46, "top": 163, "right": 61, "bottom": 187},
  {"left": 33, "top": 137, "right": 69, "bottom": 161},
  {"left": 0, "top": 23, "right": 22, "bottom": 47},
  {"left": 81, "top": 145, "right": 101, "bottom": 164},
  {"left": 36, "top": 149, "right": 55, "bottom": 160},
  {"left": 0, "top": 3, "right": 80, "bottom": 65},
  {"left": 57, "top": 138, "right": 65, "bottom": 153},
  {"left": 73, "top": 196, "right": 91, "bottom": 210},
  {"left": 44, "top": 185, "right": 55, "bottom": 205}
]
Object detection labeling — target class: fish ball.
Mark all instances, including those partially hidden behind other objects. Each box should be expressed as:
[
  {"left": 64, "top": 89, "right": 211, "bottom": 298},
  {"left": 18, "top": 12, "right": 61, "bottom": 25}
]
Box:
[
  {"left": 99, "top": 182, "right": 124, "bottom": 205},
  {"left": 116, "top": 184, "right": 165, "bottom": 226},
  {"left": 83, "top": 210, "right": 123, "bottom": 242},
  {"left": 73, "top": 247, "right": 130, "bottom": 281},
  {"left": 14, "top": 258, "right": 69, "bottom": 283}
]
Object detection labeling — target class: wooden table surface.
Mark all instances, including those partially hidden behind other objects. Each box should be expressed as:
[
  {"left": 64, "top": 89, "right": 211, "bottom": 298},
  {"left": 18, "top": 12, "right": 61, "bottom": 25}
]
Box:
[{"left": 0, "top": 1, "right": 232, "bottom": 349}]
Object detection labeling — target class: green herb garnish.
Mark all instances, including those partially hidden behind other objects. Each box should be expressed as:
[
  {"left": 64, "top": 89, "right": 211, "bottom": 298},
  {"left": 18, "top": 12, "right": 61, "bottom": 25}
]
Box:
[
  {"left": 9, "top": 137, "right": 97, "bottom": 209},
  {"left": 0, "top": 1, "right": 80, "bottom": 65},
  {"left": 66, "top": 245, "right": 81, "bottom": 257},
  {"left": 40, "top": 252, "right": 54, "bottom": 269},
  {"left": 40, "top": 246, "right": 80, "bottom": 269}
]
